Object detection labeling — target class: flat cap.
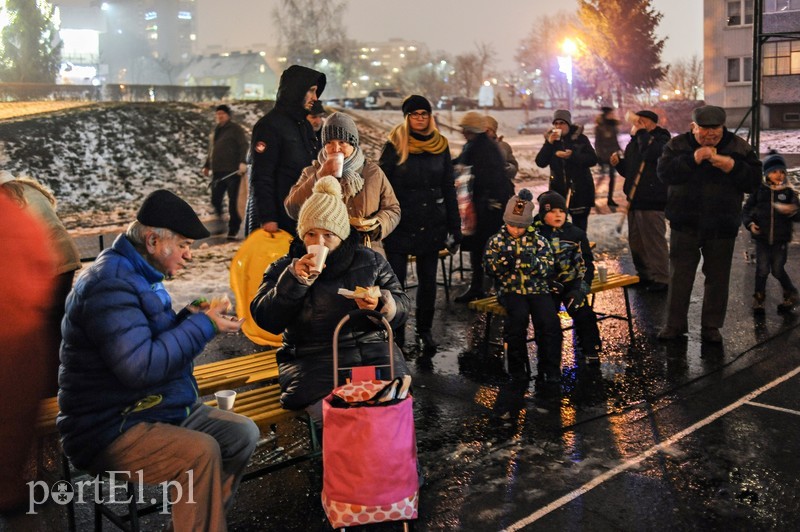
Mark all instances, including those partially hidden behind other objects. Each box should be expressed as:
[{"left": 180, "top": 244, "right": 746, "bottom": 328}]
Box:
[
  {"left": 692, "top": 105, "right": 726, "bottom": 127},
  {"left": 137, "top": 189, "right": 210, "bottom": 240},
  {"left": 635, "top": 110, "right": 659, "bottom": 123}
]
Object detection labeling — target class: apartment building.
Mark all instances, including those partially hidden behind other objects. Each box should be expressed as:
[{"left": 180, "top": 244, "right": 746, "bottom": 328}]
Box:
[{"left": 704, "top": 0, "right": 800, "bottom": 129}]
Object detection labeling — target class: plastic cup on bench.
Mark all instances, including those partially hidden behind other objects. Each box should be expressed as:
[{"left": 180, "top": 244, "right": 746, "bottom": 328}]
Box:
[
  {"left": 215, "top": 390, "right": 237, "bottom": 411},
  {"left": 597, "top": 264, "right": 608, "bottom": 283}
]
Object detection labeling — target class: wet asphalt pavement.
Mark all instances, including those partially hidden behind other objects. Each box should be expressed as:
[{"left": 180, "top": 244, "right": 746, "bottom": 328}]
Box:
[{"left": 21, "top": 228, "right": 800, "bottom": 532}]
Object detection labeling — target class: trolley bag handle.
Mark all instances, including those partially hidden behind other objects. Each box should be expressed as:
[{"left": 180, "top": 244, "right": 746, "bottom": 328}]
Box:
[{"left": 332, "top": 309, "right": 395, "bottom": 388}]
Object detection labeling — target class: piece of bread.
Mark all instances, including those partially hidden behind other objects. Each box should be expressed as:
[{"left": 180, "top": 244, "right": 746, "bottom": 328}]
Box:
[{"left": 353, "top": 285, "right": 381, "bottom": 299}]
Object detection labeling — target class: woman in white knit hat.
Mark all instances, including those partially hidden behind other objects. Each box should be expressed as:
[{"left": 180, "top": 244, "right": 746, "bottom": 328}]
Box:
[
  {"left": 285, "top": 111, "right": 401, "bottom": 258},
  {"left": 253, "top": 176, "right": 410, "bottom": 421}
]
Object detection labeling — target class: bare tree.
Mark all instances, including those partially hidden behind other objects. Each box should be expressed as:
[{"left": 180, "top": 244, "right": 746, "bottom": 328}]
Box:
[
  {"left": 515, "top": 12, "right": 581, "bottom": 107},
  {"left": 661, "top": 55, "right": 703, "bottom": 100},
  {"left": 272, "top": 0, "right": 348, "bottom": 66},
  {"left": 451, "top": 42, "right": 496, "bottom": 98}
]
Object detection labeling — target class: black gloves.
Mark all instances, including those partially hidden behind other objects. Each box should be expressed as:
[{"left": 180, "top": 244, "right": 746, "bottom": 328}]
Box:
[{"left": 565, "top": 290, "right": 585, "bottom": 313}]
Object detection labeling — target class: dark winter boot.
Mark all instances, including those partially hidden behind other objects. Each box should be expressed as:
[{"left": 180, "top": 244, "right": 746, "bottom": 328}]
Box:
[
  {"left": 752, "top": 292, "right": 766, "bottom": 315},
  {"left": 416, "top": 329, "right": 438, "bottom": 355},
  {"left": 777, "top": 290, "right": 799, "bottom": 313}
]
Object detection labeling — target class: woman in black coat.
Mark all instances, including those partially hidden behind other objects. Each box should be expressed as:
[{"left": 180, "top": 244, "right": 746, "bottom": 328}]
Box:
[
  {"left": 251, "top": 176, "right": 410, "bottom": 420},
  {"left": 452, "top": 111, "right": 514, "bottom": 302},
  {"left": 379, "top": 95, "right": 460, "bottom": 352},
  {"left": 535, "top": 109, "right": 598, "bottom": 232}
]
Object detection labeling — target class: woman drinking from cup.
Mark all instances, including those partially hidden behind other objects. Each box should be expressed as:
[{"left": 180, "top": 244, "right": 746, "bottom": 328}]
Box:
[
  {"left": 253, "top": 176, "right": 410, "bottom": 421},
  {"left": 285, "top": 112, "right": 400, "bottom": 258}
]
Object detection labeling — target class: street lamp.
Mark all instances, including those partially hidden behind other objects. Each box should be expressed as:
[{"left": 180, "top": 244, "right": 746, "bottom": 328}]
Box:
[{"left": 558, "top": 38, "right": 578, "bottom": 114}]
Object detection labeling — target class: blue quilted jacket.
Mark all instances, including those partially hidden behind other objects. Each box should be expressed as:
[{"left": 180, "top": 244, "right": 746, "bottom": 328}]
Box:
[{"left": 57, "top": 235, "right": 216, "bottom": 470}]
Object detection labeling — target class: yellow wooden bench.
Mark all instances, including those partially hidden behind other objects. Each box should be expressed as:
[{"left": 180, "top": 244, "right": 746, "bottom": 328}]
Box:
[
  {"left": 194, "top": 349, "right": 279, "bottom": 395},
  {"left": 468, "top": 272, "right": 640, "bottom": 346}
]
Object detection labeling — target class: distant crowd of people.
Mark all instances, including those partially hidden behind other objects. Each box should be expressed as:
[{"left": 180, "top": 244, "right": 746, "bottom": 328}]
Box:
[{"left": 5, "top": 62, "right": 799, "bottom": 530}]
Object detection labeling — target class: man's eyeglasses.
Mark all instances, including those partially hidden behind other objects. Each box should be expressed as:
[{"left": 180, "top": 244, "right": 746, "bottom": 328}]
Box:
[{"left": 409, "top": 111, "right": 430, "bottom": 119}]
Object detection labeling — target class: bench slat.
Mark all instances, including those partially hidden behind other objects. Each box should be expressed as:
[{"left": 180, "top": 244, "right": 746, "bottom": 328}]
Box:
[{"left": 468, "top": 274, "right": 640, "bottom": 319}]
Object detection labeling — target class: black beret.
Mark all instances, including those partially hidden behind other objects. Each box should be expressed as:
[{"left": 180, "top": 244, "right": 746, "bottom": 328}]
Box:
[
  {"left": 402, "top": 95, "right": 431, "bottom": 116},
  {"left": 215, "top": 104, "right": 232, "bottom": 116},
  {"left": 137, "top": 190, "right": 210, "bottom": 240},
  {"left": 692, "top": 105, "right": 726, "bottom": 127},
  {"left": 309, "top": 100, "right": 325, "bottom": 116},
  {"left": 635, "top": 110, "right": 659, "bottom": 123}
]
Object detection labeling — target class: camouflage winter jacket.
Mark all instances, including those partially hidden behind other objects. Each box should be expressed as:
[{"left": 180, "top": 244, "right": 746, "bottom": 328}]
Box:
[
  {"left": 484, "top": 225, "right": 554, "bottom": 296},
  {"left": 533, "top": 217, "right": 590, "bottom": 298}
]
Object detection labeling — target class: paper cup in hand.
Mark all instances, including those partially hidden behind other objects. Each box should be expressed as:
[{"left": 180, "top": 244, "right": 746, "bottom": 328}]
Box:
[
  {"left": 331, "top": 152, "right": 344, "bottom": 178},
  {"left": 215, "top": 390, "right": 236, "bottom": 411},
  {"left": 307, "top": 244, "right": 329, "bottom": 276}
]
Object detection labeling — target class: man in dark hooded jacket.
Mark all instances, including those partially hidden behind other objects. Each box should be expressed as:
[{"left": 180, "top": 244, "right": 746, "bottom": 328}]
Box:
[{"left": 246, "top": 65, "right": 326, "bottom": 235}]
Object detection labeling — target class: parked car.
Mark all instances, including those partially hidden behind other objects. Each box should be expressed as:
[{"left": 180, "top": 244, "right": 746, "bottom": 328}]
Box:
[
  {"left": 517, "top": 116, "right": 554, "bottom": 135},
  {"left": 344, "top": 97, "right": 366, "bottom": 109},
  {"left": 365, "top": 89, "right": 404, "bottom": 110},
  {"left": 436, "top": 96, "right": 479, "bottom": 111}
]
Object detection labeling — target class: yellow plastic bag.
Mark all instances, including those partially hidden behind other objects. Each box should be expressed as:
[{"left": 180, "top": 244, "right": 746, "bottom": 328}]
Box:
[{"left": 230, "top": 229, "right": 292, "bottom": 346}]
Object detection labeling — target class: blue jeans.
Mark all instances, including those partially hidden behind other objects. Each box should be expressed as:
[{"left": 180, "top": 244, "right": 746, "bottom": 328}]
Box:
[{"left": 754, "top": 240, "right": 796, "bottom": 294}]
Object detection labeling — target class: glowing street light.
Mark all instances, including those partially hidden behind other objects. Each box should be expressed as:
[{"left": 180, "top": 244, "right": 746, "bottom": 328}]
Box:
[{"left": 557, "top": 38, "right": 578, "bottom": 114}]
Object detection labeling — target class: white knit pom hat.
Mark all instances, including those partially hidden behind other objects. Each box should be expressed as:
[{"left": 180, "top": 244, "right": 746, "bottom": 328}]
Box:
[{"left": 296, "top": 175, "right": 351, "bottom": 240}]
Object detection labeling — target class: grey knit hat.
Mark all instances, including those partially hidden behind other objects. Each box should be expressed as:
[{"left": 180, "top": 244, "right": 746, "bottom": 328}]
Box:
[
  {"left": 504, "top": 189, "right": 535, "bottom": 228},
  {"left": 322, "top": 112, "right": 359, "bottom": 149},
  {"left": 552, "top": 109, "right": 571, "bottom": 125}
]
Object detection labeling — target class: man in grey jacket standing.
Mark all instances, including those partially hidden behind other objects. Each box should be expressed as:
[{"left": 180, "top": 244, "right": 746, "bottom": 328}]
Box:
[{"left": 203, "top": 104, "right": 249, "bottom": 239}]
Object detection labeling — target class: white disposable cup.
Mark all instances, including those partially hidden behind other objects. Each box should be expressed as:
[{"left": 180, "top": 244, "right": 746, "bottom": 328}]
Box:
[
  {"left": 331, "top": 152, "right": 344, "bottom": 178},
  {"left": 307, "top": 244, "right": 329, "bottom": 276},
  {"left": 215, "top": 390, "right": 236, "bottom": 411},
  {"left": 552, "top": 129, "right": 562, "bottom": 140},
  {"left": 597, "top": 265, "right": 608, "bottom": 283}
]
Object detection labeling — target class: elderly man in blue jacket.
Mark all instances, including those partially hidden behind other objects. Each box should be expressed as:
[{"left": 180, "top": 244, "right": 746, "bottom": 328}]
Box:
[{"left": 57, "top": 190, "right": 259, "bottom": 531}]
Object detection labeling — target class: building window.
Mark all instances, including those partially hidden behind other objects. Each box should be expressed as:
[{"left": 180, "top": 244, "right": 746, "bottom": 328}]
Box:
[
  {"left": 727, "top": 57, "right": 753, "bottom": 83},
  {"left": 784, "top": 112, "right": 800, "bottom": 122},
  {"left": 727, "top": 0, "right": 754, "bottom": 26},
  {"left": 763, "top": 40, "right": 800, "bottom": 75},
  {"left": 765, "top": 0, "right": 800, "bottom": 12}
]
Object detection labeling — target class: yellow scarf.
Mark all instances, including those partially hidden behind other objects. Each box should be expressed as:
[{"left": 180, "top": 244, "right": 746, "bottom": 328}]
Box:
[{"left": 408, "top": 130, "right": 449, "bottom": 155}]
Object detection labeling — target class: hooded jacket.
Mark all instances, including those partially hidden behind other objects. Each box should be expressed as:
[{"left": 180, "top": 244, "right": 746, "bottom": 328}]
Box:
[
  {"left": 484, "top": 224, "right": 554, "bottom": 297},
  {"left": 247, "top": 65, "right": 326, "bottom": 234},
  {"left": 657, "top": 128, "right": 762, "bottom": 238},
  {"left": 250, "top": 234, "right": 410, "bottom": 410},
  {"left": 535, "top": 124, "right": 598, "bottom": 216},
  {"left": 533, "top": 216, "right": 593, "bottom": 293}
]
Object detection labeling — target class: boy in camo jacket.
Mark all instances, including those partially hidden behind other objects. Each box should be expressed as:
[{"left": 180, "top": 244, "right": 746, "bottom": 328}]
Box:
[
  {"left": 484, "top": 189, "right": 560, "bottom": 382},
  {"left": 533, "top": 191, "right": 602, "bottom": 364}
]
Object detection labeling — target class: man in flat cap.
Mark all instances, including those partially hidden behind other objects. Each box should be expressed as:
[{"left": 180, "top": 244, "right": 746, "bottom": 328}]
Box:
[
  {"left": 656, "top": 105, "right": 761, "bottom": 344},
  {"left": 611, "top": 109, "right": 672, "bottom": 293},
  {"left": 57, "top": 190, "right": 259, "bottom": 530}
]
